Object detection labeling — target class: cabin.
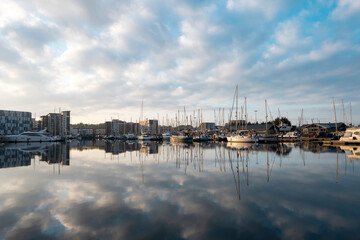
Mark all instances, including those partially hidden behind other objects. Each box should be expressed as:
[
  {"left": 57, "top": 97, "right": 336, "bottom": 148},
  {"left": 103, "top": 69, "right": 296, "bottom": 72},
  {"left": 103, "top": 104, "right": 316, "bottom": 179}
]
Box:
[{"left": 300, "top": 122, "right": 347, "bottom": 136}]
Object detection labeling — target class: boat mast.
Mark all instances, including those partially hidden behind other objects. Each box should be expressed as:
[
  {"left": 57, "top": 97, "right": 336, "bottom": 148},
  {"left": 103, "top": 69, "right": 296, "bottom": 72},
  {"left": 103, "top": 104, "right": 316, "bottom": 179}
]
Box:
[
  {"left": 245, "top": 97, "right": 247, "bottom": 130},
  {"left": 332, "top": 97, "right": 338, "bottom": 135},
  {"left": 342, "top": 99, "right": 347, "bottom": 125},
  {"left": 265, "top": 100, "right": 268, "bottom": 134},
  {"left": 236, "top": 85, "right": 238, "bottom": 132},
  {"left": 350, "top": 102, "right": 353, "bottom": 126}
]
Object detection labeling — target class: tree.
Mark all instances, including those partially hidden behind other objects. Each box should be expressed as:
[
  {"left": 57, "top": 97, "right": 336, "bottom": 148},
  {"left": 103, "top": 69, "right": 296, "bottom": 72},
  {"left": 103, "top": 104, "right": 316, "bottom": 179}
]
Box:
[{"left": 274, "top": 117, "right": 291, "bottom": 126}]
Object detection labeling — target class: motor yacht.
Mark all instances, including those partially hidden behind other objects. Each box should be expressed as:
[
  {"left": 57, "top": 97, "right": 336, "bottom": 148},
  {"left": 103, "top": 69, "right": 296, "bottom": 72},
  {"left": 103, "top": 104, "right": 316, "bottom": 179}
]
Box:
[
  {"left": 339, "top": 128, "right": 360, "bottom": 144},
  {"left": 1, "top": 129, "right": 55, "bottom": 143}
]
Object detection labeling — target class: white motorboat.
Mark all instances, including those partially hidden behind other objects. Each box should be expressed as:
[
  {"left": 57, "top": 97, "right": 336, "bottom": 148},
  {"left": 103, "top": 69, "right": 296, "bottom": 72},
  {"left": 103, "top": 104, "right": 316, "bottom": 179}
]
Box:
[
  {"left": 339, "top": 128, "right": 360, "bottom": 144},
  {"left": 1, "top": 129, "right": 55, "bottom": 143}
]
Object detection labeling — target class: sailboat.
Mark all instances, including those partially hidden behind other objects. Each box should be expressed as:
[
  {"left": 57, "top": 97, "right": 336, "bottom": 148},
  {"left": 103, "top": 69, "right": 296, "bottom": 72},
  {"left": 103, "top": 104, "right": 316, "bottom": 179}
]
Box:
[{"left": 227, "top": 86, "right": 255, "bottom": 143}]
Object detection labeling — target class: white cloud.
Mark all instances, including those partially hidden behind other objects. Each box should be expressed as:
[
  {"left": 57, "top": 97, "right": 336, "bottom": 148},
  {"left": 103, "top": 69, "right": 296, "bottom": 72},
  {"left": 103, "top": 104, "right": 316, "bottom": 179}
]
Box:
[
  {"left": 226, "top": 0, "right": 283, "bottom": 19},
  {"left": 277, "top": 41, "right": 347, "bottom": 68},
  {"left": 332, "top": 0, "right": 360, "bottom": 20},
  {"left": 264, "top": 17, "right": 312, "bottom": 59},
  {"left": 0, "top": 0, "right": 359, "bottom": 124}
]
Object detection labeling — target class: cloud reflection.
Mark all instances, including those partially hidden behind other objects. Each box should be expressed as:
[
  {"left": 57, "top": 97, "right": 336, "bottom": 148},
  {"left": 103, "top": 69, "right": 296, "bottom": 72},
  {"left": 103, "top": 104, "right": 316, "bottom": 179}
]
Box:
[{"left": 0, "top": 142, "right": 359, "bottom": 239}]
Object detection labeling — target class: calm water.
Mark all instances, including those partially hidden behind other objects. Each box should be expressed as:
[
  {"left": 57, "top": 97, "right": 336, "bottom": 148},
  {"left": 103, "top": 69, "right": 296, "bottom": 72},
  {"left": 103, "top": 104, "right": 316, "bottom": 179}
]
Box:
[{"left": 0, "top": 140, "right": 359, "bottom": 240}]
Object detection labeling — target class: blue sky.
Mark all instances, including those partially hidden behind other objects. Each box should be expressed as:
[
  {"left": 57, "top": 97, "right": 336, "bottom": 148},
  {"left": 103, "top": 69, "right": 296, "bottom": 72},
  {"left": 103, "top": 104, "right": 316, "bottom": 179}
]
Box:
[{"left": 0, "top": 0, "right": 359, "bottom": 125}]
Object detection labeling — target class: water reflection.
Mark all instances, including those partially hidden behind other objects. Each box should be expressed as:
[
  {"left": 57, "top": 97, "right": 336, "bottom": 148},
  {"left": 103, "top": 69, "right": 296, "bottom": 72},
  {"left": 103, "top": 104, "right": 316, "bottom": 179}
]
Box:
[
  {"left": 0, "top": 141, "right": 359, "bottom": 239},
  {"left": 0, "top": 142, "right": 70, "bottom": 169}
]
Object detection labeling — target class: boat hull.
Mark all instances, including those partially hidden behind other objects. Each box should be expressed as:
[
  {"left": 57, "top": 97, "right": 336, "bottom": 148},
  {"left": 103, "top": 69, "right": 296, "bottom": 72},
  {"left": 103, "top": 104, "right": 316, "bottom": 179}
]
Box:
[
  {"left": 227, "top": 136, "right": 255, "bottom": 143},
  {"left": 170, "top": 136, "right": 193, "bottom": 143},
  {"left": 1, "top": 135, "right": 55, "bottom": 143}
]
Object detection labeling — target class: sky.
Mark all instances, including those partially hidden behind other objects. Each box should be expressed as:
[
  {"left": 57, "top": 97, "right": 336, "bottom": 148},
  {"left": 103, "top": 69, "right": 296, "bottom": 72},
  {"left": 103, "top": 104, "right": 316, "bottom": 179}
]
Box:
[{"left": 0, "top": 0, "right": 359, "bottom": 125}]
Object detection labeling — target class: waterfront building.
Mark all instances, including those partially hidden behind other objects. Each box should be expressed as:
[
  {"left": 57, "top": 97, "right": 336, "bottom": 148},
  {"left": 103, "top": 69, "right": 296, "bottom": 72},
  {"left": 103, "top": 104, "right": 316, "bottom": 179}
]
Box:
[
  {"left": 31, "top": 118, "right": 42, "bottom": 131},
  {"left": 104, "top": 119, "right": 129, "bottom": 136},
  {"left": 0, "top": 110, "right": 32, "bottom": 135},
  {"left": 200, "top": 122, "right": 216, "bottom": 131},
  {"left": 95, "top": 129, "right": 106, "bottom": 135},
  {"left": 246, "top": 124, "right": 279, "bottom": 134},
  {"left": 111, "top": 119, "right": 121, "bottom": 136},
  {"left": 140, "top": 119, "right": 159, "bottom": 135},
  {"left": 61, "top": 111, "right": 71, "bottom": 136},
  {"left": 105, "top": 121, "right": 112, "bottom": 136},
  {"left": 125, "top": 122, "right": 140, "bottom": 134},
  {"left": 225, "top": 120, "right": 247, "bottom": 131},
  {"left": 300, "top": 122, "right": 347, "bottom": 136},
  {"left": 41, "top": 111, "right": 71, "bottom": 136}
]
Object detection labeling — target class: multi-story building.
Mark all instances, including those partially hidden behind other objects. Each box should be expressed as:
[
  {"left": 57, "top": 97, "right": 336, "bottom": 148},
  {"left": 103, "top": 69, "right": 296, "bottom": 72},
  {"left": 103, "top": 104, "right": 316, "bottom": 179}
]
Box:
[
  {"left": 31, "top": 118, "right": 42, "bottom": 131},
  {"left": 95, "top": 129, "right": 106, "bottom": 135},
  {"left": 140, "top": 119, "right": 159, "bottom": 135},
  {"left": 104, "top": 119, "right": 129, "bottom": 136},
  {"left": 61, "top": 111, "right": 71, "bottom": 136},
  {"left": 200, "top": 122, "right": 216, "bottom": 131},
  {"left": 105, "top": 121, "right": 112, "bottom": 136},
  {"left": 112, "top": 119, "right": 121, "bottom": 136},
  {"left": 40, "top": 111, "right": 71, "bottom": 136},
  {"left": 126, "top": 122, "right": 140, "bottom": 134},
  {"left": 0, "top": 110, "right": 32, "bottom": 135}
]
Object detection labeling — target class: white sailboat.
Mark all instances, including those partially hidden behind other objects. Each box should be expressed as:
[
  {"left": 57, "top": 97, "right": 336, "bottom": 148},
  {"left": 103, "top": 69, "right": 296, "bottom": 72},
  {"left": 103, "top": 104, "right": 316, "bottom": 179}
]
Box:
[
  {"left": 227, "top": 85, "right": 256, "bottom": 143},
  {"left": 227, "top": 133, "right": 256, "bottom": 143}
]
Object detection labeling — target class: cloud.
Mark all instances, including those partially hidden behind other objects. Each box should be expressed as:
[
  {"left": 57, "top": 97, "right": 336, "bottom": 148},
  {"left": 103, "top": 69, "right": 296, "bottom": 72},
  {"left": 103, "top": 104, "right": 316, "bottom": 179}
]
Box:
[
  {"left": 226, "top": 0, "right": 283, "bottom": 19},
  {"left": 0, "top": 0, "right": 359, "bottom": 124},
  {"left": 331, "top": 0, "right": 360, "bottom": 20}
]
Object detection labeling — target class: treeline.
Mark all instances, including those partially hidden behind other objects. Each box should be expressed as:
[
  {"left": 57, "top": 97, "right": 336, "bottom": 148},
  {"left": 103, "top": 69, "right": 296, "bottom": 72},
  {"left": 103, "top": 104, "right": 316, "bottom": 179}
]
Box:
[{"left": 71, "top": 123, "right": 105, "bottom": 129}]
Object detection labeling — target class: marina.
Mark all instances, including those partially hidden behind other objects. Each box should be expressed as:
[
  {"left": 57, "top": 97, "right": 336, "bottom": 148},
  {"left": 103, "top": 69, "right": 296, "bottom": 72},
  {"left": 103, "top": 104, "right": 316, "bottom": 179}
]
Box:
[
  {"left": 1, "top": 1, "right": 359, "bottom": 239},
  {"left": 0, "top": 140, "right": 359, "bottom": 239}
]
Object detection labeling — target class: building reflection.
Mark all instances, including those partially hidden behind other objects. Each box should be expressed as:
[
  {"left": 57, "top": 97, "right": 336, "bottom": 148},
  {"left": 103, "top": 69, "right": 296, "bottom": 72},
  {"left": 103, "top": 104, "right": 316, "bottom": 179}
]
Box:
[
  {"left": 139, "top": 141, "right": 158, "bottom": 155},
  {"left": 0, "top": 147, "right": 32, "bottom": 168},
  {"left": 40, "top": 143, "right": 70, "bottom": 165},
  {"left": 0, "top": 142, "right": 70, "bottom": 168},
  {"left": 104, "top": 141, "right": 143, "bottom": 154}
]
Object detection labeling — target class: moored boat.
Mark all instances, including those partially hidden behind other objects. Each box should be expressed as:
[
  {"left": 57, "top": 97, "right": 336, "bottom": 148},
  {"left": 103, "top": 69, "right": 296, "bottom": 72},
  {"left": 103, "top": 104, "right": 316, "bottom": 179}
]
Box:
[
  {"left": 227, "top": 132, "right": 255, "bottom": 143},
  {"left": 170, "top": 134, "right": 193, "bottom": 143},
  {"left": 256, "top": 134, "right": 278, "bottom": 143},
  {"left": 339, "top": 128, "right": 360, "bottom": 144},
  {"left": 1, "top": 129, "right": 55, "bottom": 143}
]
